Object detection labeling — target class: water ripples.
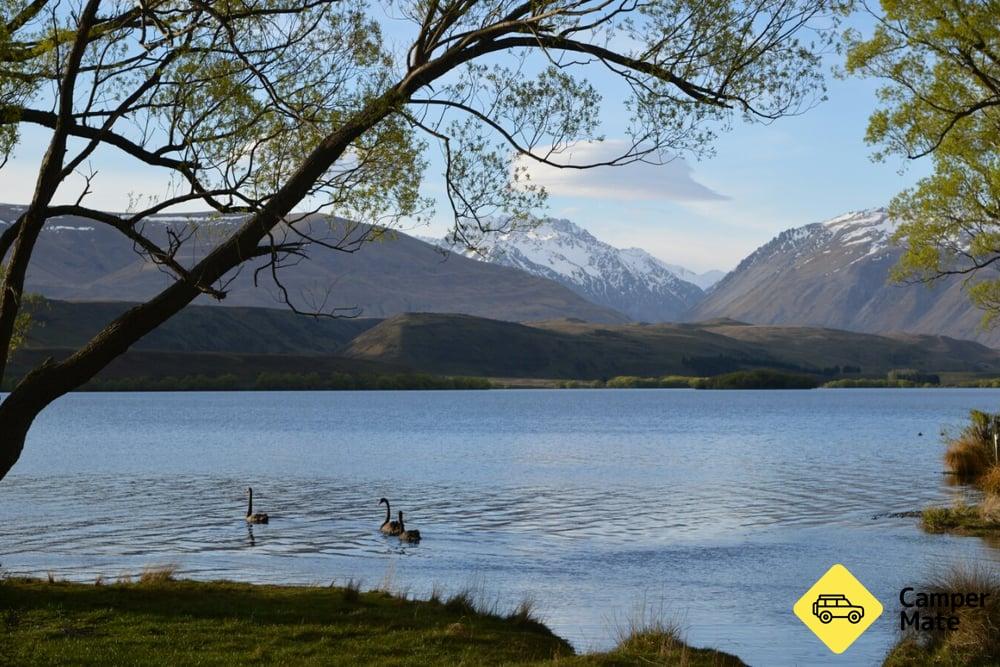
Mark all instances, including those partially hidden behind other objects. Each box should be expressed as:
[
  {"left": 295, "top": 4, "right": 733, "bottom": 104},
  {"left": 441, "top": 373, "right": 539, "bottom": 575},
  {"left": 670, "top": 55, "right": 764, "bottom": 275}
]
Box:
[
  {"left": 0, "top": 464, "right": 960, "bottom": 569},
  {"left": 2, "top": 389, "right": 999, "bottom": 666}
]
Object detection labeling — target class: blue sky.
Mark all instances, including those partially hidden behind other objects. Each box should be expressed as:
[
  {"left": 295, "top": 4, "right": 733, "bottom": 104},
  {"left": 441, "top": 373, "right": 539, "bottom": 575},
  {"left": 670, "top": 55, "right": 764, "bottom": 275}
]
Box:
[
  {"left": 407, "top": 12, "right": 930, "bottom": 273},
  {"left": 525, "top": 67, "right": 929, "bottom": 273},
  {"left": 0, "top": 8, "right": 926, "bottom": 275}
]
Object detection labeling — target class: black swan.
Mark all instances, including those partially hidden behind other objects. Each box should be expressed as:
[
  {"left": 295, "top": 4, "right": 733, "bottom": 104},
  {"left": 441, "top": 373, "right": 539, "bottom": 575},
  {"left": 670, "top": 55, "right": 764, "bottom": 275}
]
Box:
[
  {"left": 397, "top": 510, "right": 421, "bottom": 543},
  {"left": 245, "top": 487, "right": 269, "bottom": 524},
  {"left": 379, "top": 498, "right": 403, "bottom": 535}
]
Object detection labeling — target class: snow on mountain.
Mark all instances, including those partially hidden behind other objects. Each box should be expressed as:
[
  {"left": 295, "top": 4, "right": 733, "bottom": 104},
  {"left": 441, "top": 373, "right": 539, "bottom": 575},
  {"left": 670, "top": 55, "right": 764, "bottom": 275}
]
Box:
[
  {"left": 435, "top": 218, "right": 709, "bottom": 322},
  {"left": 686, "top": 207, "right": 1000, "bottom": 347},
  {"left": 822, "top": 208, "right": 899, "bottom": 257},
  {"left": 624, "top": 252, "right": 725, "bottom": 290},
  {"left": 6, "top": 204, "right": 626, "bottom": 324},
  {"left": 713, "top": 207, "right": 897, "bottom": 281}
]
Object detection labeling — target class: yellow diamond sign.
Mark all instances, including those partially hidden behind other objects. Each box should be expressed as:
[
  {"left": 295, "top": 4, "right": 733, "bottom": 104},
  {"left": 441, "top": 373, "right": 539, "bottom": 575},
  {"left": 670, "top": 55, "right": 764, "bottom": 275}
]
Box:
[{"left": 793, "top": 563, "right": 883, "bottom": 654}]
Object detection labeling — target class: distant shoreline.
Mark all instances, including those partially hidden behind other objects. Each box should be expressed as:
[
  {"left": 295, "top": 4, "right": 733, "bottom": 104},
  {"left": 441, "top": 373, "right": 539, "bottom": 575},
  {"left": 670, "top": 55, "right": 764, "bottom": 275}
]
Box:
[{"left": 5, "top": 370, "right": 999, "bottom": 392}]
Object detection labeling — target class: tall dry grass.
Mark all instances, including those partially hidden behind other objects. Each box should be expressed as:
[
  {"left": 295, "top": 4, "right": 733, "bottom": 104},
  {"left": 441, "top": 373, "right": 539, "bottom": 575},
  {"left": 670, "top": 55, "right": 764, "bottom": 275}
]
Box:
[
  {"left": 944, "top": 410, "right": 1000, "bottom": 481},
  {"left": 887, "top": 563, "right": 1000, "bottom": 665},
  {"left": 980, "top": 495, "right": 1000, "bottom": 524},
  {"left": 613, "top": 616, "right": 687, "bottom": 660},
  {"left": 138, "top": 564, "right": 178, "bottom": 584},
  {"left": 945, "top": 435, "right": 994, "bottom": 480},
  {"left": 979, "top": 466, "right": 1000, "bottom": 496}
]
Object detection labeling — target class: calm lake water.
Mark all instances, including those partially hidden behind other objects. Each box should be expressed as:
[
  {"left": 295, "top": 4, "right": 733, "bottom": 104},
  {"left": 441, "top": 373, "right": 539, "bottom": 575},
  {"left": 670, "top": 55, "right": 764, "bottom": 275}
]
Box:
[{"left": 2, "top": 389, "right": 1000, "bottom": 665}]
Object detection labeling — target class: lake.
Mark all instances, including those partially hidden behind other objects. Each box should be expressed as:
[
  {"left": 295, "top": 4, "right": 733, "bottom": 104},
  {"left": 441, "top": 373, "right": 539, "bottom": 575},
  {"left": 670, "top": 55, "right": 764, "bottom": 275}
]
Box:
[{"left": 1, "top": 388, "right": 999, "bottom": 665}]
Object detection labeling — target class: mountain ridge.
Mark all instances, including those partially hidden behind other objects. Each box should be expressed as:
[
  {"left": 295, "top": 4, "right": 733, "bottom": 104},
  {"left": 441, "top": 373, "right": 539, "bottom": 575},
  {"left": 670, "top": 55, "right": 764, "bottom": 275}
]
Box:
[
  {"left": 429, "top": 218, "right": 720, "bottom": 322},
  {"left": 11, "top": 201, "right": 1000, "bottom": 346},
  {"left": 1, "top": 205, "right": 627, "bottom": 325},
  {"left": 686, "top": 208, "right": 1000, "bottom": 347}
]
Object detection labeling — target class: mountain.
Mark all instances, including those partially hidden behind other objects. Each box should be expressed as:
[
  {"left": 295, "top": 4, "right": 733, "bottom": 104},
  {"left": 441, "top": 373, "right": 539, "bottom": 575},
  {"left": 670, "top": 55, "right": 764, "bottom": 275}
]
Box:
[
  {"left": 656, "top": 262, "right": 726, "bottom": 290},
  {"left": 687, "top": 208, "right": 1000, "bottom": 347},
  {"left": 0, "top": 205, "right": 625, "bottom": 324},
  {"left": 432, "top": 218, "right": 711, "bottom": 321},
  {"left": 342, "top": 312, "right": 1000, "bottom": 379}
]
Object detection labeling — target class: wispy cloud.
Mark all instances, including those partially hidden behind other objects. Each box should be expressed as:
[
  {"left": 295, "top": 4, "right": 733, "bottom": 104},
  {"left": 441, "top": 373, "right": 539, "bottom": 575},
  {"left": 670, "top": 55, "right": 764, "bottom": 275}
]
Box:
[{"left": 516, "top": 140, "right": 728, "bottom": 202}]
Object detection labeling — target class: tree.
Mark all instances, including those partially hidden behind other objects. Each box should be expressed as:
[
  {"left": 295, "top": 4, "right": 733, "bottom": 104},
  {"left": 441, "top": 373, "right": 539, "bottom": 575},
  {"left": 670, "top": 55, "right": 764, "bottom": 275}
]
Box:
[
  {"left": 846, "top": 0, "right": 1000, "bottom": 316},
  {"left": 0, "top": 0, "right": 846, "bottom": 482}
]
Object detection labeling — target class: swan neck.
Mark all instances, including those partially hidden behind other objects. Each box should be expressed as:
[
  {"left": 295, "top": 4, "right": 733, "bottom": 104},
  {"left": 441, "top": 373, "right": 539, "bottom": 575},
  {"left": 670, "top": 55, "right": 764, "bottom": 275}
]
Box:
[{"left": 247, "top": 489, "right": 252, "bottom": 517}]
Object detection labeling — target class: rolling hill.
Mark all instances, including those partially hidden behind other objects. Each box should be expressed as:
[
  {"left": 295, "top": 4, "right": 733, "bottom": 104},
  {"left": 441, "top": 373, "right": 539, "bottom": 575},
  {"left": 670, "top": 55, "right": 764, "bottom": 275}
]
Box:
[
  {"left": 341, "top": 312, "right": 1000, "bottom": 379},
  {"left": 9, "top": 299, "right": 397, "bottom": 386},
  {"left": 6, "top": 348, "right": 403, "bottom": 386},
  {"left": 17, "top": 301, "right": 1000, "bottom": 386},
  {"left": 23, "top": 300, "right": 380, "bottom": 355}
]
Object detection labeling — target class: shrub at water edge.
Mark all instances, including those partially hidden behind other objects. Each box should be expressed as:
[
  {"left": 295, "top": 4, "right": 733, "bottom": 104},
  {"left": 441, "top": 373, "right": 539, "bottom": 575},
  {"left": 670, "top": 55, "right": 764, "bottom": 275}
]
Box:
[{"left": 884, "top": 564, "right": 1000, "bottom": 666}]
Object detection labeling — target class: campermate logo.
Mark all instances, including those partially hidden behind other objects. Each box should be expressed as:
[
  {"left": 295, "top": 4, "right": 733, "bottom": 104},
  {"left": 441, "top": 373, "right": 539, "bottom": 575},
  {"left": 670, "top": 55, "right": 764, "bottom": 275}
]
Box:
[
  {"left": 899, "top": 586, "right": 991, "bottom": 631},
  {"left": 793, "top": 564, "right": 884, "bottom": 654}
]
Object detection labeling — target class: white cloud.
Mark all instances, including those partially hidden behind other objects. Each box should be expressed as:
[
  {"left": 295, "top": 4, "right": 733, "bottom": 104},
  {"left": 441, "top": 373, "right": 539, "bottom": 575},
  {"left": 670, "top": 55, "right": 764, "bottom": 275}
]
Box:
[{"left": 516, "top": 140, "right": 728, "bottom": 202}]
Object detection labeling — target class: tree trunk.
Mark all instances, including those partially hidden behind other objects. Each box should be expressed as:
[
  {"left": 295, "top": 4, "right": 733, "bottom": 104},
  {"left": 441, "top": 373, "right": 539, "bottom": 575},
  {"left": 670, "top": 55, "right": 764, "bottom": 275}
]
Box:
[
  {"left": 0, "top": 381, "right": 49, "bottom": 481},
  {"left": 0, "top": 92, "right": 404, "bottom": 484}
]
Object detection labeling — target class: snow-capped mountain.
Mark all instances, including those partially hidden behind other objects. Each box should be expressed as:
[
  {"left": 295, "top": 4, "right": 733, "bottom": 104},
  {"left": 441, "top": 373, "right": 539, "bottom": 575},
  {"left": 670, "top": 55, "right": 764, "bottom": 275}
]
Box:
[
  {"left": 618, "top": 248, "right": 725, "bottom": 291},
  {"left": 433, "top": 218, "right": 709, "bottom": 322},
  {"left": 2, "top": 205, "right": 626, "bottom": 324},
  {"left": 687, "top": 207, "right": 1000, "bottom": 347},
  {"left": 706, "top": 208, "right": 898, "bottom": 279},
  {"left": 657, "top": 262, "right": 726, "bottom": 290}
]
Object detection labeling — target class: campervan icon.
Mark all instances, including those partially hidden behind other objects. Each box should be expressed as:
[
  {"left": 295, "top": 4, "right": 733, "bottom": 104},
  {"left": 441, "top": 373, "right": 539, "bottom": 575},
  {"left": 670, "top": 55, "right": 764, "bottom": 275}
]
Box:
[{"left": 812, "top": 594, "right": 865, "bottom": 624}]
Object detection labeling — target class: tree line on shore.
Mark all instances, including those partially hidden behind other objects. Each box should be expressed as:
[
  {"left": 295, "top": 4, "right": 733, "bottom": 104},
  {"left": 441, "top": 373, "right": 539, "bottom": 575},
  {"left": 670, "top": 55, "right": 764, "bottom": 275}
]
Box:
[
  {"left": 0, "top": 372, "right": 494, "bottom": 392},
  {"left": 3, "top": 367, "right": 985, "bottom": 392}
]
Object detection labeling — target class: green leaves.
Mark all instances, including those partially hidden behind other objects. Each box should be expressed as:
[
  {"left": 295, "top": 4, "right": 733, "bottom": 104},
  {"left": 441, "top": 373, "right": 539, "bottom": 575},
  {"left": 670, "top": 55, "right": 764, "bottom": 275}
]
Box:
[
  {"left": 405, "top": 0, "right": 845, "bottom": 249},
  {"left": 847, "top": 0, "right": 1000, "bottom": 322}
]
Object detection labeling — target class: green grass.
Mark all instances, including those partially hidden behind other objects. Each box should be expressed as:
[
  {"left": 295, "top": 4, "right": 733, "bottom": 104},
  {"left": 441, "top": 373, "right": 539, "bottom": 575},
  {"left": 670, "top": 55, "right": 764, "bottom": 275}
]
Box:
[
  {"left": 0, "top": 576, "right": 746, "bottom": 666},
  {"left": 917, "top": 412, "right": 1000, "bottom": 539},
  {"left": 569, "top": 626, "right": 746, "bottom": 666},
  {"left": 921, "top": 502, "right": 1000, "bottom": 536}
]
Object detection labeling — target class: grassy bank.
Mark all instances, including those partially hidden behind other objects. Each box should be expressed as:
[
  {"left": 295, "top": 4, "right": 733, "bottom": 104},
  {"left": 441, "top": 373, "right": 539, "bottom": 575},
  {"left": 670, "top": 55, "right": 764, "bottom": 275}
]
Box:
[
  {"left": 922, "top": 500, "right": 1000, "bottom": 536},
  {"left": 921, "top": 410, "right": 1000, "bottom": 537},
  {"left": 884, "top": 565, "right": 1000, "bottom": 666},
  {"left": 900, "top": 413, "right": 1000, "bottom": 665},
  {"left": 0, "top": 575, "right": 745, "bottom": 666}
]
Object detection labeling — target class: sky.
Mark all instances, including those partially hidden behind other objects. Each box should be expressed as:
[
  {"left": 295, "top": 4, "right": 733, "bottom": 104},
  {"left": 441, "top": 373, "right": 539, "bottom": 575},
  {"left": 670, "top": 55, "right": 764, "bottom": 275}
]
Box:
[
  {"left": 404, "top": 11, "right": 930, "bottom": 273},
  {"left": 505, "top": 67, "right": 928, "bottom": 273},
  {"left": 509, "top": 70, "right": 929, "bottom": 273},
  {"left": 0, "top": 7, "right": 928, "bottom": 275}
]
